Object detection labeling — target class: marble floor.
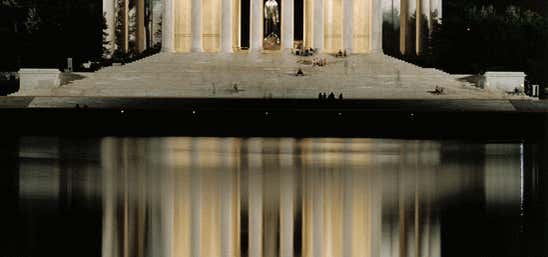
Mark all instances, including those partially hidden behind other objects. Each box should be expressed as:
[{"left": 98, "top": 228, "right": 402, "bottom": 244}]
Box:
[{"left": 17, "top": 52, "right": 528, "bottom": 99}]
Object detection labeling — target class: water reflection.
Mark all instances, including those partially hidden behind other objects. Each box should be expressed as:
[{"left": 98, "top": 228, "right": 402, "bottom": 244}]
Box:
[{"left": 17, "top": 137, "right": 526, "bottom": 257}]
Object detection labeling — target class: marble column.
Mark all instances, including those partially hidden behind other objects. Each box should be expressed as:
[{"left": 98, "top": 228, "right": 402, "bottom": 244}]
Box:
[
  {"left": 136, "top": 0, "right": 146, "bottom": 52},
  {"left": 162, "top": 0, "right": 175, "bottom": 52},
  {"left": 249, "top": 171, "right": 263, "bottom": 257},
  {"left": 313, "top": 0, "right": 324, "bottom": 51},
  {"left": 232, "top": 0, "right": 241, "bottom": 50},
  {"left": 221, "top": 0, "right": 233, "bottom": 52},
  {"left": 250, "top": 0, "right": 263, "bottom": 51},
  {"left": 342, "top": 0, "right": 353, "bottom": 53},
  {"left": 370, "top": 0, "right": 382, "bottom": 53},
  {"left": 122, "top": 0, "right": 129, "bottom": 52},
  {"left": 102, "top": 0, "right": 116, "bottom": 55},
  {"left": 191, "top": 0, "right": 204, "bottom": 52},
  {"left": 282, "top": 0, "right": 294, "bottom": 49},
  {"left": 399, "top": 0, "right": 417, "bottom": 55},
  {"left": 415, "top": 0, "right": 422, "bottom": 54},
  {"left": 399, "top": 0, "right": 408, "bottom": 54},
  {"left": 303, "top": 0, "right": 313, "bottom": 48}
]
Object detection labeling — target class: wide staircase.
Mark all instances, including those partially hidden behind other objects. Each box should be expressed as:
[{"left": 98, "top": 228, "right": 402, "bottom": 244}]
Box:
[{"left": 50, "top": 52, "right": 497, "bottom": 99}]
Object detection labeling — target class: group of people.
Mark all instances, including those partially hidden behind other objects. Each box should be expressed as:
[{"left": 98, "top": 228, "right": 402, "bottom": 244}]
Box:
[
  {"left": 318, "top": 92, "right": 343, "bottom": 100},
  {"left": 312, "top": 58, "right": 327, "bottom": 67},
  {"left": 430, "top": 85, "right": 445, "bottom": 95},
  {"left": 294, "top": 47, "right": 318, "bottom": 56},
  {"left": 335, "top": 49, "right": 348, "bottom": 58}
]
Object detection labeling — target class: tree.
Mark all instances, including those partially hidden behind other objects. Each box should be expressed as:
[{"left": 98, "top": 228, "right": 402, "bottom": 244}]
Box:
[
  {"left": 0, "top": 0, "right": 21, "bottom": 70},
  {"left": 24, "top": 7, "right": 41, "bottom": 34},
  {"left": 0, "top": 0, "right": 17, "bottom": 7}
]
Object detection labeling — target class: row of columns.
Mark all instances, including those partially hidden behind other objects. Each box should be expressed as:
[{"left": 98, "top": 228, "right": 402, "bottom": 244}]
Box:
[
  {"left": 105, "top": 0, "right": 444, "bottom": 54},
  {"left": 163, "top": 0, "right": 295, "bottom": 52},
  {"left": 103, "top": 0, "right": 383, "bottom": 54},
  {"left": 103, "top": 0, "right": 148, "bottom": 54},
  {"left": 399, "top": 0, "right": 442, "bottom": 55},
  {"left": 162, "top": 0, "right": 381, "bottom": 53},
  {"left": 310, "top": 0, "right": 382, "bottom": 53}
]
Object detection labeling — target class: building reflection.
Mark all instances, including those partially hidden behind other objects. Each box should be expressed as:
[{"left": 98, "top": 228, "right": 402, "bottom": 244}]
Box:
[
  {"left": 15, "top": 137, "right": 525, "bottom": 257},
  {"left": 96, "top": 138, "right": 522, "bottom": 257}
]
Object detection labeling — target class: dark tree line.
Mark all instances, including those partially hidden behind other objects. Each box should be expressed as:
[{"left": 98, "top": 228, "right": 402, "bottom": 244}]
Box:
[
  {"left": 432, "top": 4, "right": 548, "bottom": 86},
  {"left": 383, "top": 1, "right": 548, "bottom": 86},
  {"left": 0, "top": 0, "right": 103, "bottom": 70}
]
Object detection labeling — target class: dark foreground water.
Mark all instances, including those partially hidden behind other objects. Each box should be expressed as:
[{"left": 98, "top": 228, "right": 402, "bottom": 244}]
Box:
[{"left": 2, "top": 137, "right": 548, "bottom": 257}]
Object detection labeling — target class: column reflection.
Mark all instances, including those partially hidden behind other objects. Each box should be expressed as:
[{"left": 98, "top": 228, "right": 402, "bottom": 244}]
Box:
[{"left": 97, "top": 138, "right": 521, "bottom": 257}]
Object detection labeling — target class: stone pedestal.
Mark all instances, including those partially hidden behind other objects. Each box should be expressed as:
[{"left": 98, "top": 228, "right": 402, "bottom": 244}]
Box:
[
  {"left": 483, "top": 72, "right": 526, "bottom": 92},
  {"left": 16, "top": 69, "right": 61, "bottom": 95}
]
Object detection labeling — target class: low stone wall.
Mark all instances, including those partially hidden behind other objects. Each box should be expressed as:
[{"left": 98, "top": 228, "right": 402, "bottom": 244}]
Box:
[
  {"left": 483, "top": 71, "right": 526, "bottom": 92},
  {"left": 16, "top": 69, "right": 61, "bottom": 95}
]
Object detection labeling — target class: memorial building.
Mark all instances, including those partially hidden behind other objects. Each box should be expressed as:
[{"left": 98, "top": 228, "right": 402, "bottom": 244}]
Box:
[
  {"left": 30, "top": 0, "right": 461, "bottom": 99},
  {"left": 102, "top": 0, "right": 442, "bottom": 55}
]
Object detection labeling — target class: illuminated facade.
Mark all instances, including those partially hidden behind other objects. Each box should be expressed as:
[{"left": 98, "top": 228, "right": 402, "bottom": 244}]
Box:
[{"left": 102, "top": 0, "right": 441, "bottom": 54}]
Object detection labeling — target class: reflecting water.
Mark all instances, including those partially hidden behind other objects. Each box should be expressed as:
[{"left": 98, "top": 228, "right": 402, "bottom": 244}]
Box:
[{"left": 8, "top": 137, "right": 546, "bottom": 257}]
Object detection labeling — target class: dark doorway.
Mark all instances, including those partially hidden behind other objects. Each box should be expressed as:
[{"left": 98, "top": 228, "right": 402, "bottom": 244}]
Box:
[
  {"left": 240, "top": 0, "right": 250, "bottom": 48},
  {"left": 294, "top": 0, "right": 303, "bottom": 41}
]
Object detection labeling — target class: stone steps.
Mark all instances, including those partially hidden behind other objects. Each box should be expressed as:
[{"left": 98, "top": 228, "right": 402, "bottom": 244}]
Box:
[{"left": 49, "top": 51, "right": 508, "bottom": 99}]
